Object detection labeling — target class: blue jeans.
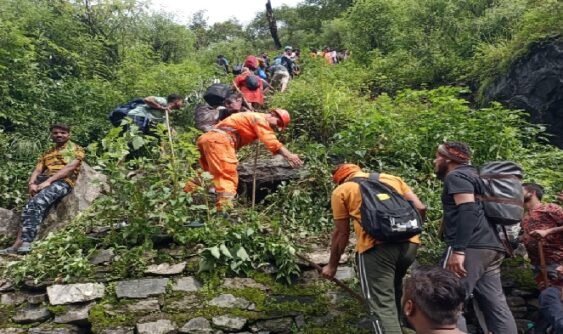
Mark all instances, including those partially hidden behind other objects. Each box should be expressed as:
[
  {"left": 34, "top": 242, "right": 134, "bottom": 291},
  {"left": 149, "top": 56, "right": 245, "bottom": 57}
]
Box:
[
  {"left": 21, "top": 180, "right": 71, "bottom": 242},
  {"left": 538, "top": 287, "right": 563, "bottom": 334}
]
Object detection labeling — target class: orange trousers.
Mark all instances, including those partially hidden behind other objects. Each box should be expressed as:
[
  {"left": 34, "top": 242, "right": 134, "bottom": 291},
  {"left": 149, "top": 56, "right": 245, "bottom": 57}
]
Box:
[{"left": 187, "top": 131, "right": 238, "bottom": 209}]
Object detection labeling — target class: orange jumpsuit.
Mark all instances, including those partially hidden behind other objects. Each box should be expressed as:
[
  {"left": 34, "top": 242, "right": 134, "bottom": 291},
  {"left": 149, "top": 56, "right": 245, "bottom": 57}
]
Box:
[{"left": 192, "top": 112, "right": 283, "bottom": 209}]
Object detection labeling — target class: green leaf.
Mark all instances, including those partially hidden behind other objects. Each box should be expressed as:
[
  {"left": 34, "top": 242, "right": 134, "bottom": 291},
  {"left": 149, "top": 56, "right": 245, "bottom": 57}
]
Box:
[
  {"left": 219, "top": 244, "right": 232, "bottom": 258},
  {"left": 236, "top": 246, "right": 250, "bottom": 261},
  {"left": 131, "top": 136, "right": 145, "bottom": 150},
  {"left": 208, "top": 246, "right": 221, "bottom": 259}
]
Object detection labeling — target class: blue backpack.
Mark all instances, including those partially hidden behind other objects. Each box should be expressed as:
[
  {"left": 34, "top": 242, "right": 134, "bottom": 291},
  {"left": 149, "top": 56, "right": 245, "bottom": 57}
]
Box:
[{"left": 108, "top": 98, "right": 145, "bottom": 126}]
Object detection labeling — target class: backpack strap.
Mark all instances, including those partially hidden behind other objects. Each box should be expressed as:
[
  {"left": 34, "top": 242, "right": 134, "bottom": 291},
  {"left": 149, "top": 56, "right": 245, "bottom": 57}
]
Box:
[{"left": 369, "top": 172, "right": 380, "bottom": 181}]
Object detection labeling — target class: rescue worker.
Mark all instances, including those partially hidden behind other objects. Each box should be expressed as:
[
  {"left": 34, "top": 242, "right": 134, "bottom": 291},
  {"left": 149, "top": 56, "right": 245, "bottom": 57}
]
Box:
[{"left": 185, "top": 109, "right": 303, "bottom": 210}]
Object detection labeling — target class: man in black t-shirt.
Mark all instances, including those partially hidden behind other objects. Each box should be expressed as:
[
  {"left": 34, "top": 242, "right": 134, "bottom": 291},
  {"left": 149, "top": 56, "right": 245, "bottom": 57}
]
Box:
[{"left": 434, "top": 141, "right": 517, "bottom": 334}]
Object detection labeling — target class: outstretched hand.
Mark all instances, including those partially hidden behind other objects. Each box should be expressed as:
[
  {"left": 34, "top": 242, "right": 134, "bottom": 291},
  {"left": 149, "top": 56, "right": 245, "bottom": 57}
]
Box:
[{"left": 285, "top": 153, "right": 303, "bottom": 168}]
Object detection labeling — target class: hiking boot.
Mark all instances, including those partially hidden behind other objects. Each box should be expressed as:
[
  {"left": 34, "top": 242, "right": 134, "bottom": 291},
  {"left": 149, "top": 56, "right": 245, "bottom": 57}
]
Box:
[
  {"left": 16, "top": 242, "right": 32, "bottom": 254},
  {"left": 0, "top": 246, "right": 18, "bottom": 255}
]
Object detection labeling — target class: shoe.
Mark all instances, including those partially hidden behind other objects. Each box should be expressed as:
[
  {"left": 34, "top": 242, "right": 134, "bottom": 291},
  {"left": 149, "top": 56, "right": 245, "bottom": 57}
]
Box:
[
  {"left": 16, "top": 242, "right": 32, "bottom": 254},
  {"left": 0, "top": 246, "right": 18, "bottom": 255}
]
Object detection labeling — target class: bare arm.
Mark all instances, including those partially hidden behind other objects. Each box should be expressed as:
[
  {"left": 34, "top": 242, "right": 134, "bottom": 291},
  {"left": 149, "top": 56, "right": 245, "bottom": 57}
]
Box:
[
  {"left": 37, "top": 159, "right": 81, "bottom": 191},
  {"left": 321, "top": 218, "right": 350, "bottom": 279},
  {"left": 531, "top": 225, "right": 563, "bottom": 239},
  {"left": 278, "top": 146, "right": 303, "bottom": 168},
  {"left": 28, "top": 163, "right": 46, "bottom": 195},
  {"left": 143, "top": 97, "right": 167, "bottom": 111}
]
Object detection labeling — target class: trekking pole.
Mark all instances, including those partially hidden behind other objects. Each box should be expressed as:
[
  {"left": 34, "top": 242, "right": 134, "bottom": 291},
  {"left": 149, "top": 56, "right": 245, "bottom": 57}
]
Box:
[
  {"left": 296, "top": 253, "right": 366, "bottom": 306},
  {"left": 538, "top": 240, "right": 550, "bottom": 288},
  {"left": 164, "top": 109, "right": 176, "bottom": 161},
  {"left": 232, "top": 79, "right": 255, "bottom": 111},
  {"left": 251, "top": 143, "right": 259, "bottom": 210}
]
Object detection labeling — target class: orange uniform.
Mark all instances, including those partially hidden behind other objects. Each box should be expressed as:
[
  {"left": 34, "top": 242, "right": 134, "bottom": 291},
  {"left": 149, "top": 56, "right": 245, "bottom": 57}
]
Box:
[
  {"left": 234, "top": 71, "right": 264, "bottom": 106},
  {"left": 194, "top": 112, "right": 283, "bottom": 209}
]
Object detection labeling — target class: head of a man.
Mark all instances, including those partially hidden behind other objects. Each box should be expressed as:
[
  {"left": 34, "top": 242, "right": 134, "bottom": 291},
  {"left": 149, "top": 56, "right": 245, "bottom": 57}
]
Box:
[
  {"left": 523, "top": 182, "right": 544, "bottom": 203},
  {"left": 167, "top": 94, "right": 185, "bottom": 110},
  {"left": 266, "top": 108, "right": 290, "bottom": 131},
  {"left": 284, "top": 46, "right": 293, "bottom": 56},
  {"left": 50, "top": 123, "right": 71, "bottom": 146},
  {"left": 332, "top": 163, "right": 362, "bottom": 185},
  {"left": 224, "top": 93, "right": 243, "bottom": 112},
  {"left": 402, "top": 266, "right": 465, "bottom": 331},
  {"left": 433, "top": 141, "right": 472, "bottom": 180}
]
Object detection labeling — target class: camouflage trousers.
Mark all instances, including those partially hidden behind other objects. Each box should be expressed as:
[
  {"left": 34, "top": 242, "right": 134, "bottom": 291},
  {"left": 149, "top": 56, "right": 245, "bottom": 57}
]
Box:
[{"left": 21, "top": 180, "right": 71, "bottom": 242}]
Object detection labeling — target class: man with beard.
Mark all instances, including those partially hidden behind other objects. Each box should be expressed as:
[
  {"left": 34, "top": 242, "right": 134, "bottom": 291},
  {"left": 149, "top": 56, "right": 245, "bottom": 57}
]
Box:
[
  {"left": 433, "top": 141, "right": 516, "bottom": 333},
  {"left": 521, "top": 183, "right": 563, "bottom": 287},
  {"left": 0, "top": 124, "right": 85, "bottom": 254}
]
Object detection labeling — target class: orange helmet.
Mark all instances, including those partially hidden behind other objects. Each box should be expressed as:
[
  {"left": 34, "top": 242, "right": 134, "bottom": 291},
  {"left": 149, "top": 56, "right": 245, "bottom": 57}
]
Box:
[
  {"left": 332, "top": 163, "right": 362, "bottom": 184},
  {"left": 271, "top": 108, "right": 291, "bottom": 129}
]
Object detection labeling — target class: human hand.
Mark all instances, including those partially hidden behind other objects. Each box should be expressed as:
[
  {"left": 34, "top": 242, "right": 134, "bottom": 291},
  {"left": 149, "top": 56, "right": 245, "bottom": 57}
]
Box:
[
  {"left": 531, "top": 229, "right": 549, "bottom": 239},
  {"left": 446, "top": 252, "right": 467, "bottom": 278},
  {"left": 321, "top": 264, "right": 337, "bottom": 280},
  {"left": 285, "top": 153, "right": 303, "bottom": 168},
  {"left": 28, "top": 184, "right": 39, "bottom": 196},
  {"left": 37, "top": 180, "right": 52, "bottom": 192}
]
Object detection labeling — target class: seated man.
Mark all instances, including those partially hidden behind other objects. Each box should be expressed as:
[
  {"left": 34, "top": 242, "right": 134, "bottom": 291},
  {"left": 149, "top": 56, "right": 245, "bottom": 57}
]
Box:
[
  {"left": 185, "top": 109, "right": 303, "bottom": 211},
  {"left": 126, "top": 94, "right": 184, "bottom": 133},
  {"left": 1, "top": 124, "right": 85, "bottom": 254},
  {"left": 402, "top": 266, "right": 466, "bottom": 334}
]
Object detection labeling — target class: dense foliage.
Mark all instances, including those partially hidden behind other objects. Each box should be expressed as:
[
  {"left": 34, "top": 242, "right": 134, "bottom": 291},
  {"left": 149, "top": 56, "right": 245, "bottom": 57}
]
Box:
[{"left": 1, "top": 0, "right": 562, "bottom": 283}]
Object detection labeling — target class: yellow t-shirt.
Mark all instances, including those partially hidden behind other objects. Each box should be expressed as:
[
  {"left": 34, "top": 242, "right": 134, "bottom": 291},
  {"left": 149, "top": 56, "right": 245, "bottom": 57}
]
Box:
[
  {"left": 331, "top": 172, "right": 421, "bottom": 253},
  {"left": 36, "top": 141, "right": 85, "bottom": 187}
]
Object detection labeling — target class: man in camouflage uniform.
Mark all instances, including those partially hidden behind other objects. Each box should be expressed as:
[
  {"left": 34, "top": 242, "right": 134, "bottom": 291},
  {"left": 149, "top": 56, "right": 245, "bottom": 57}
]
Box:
[{"left": 1, "top": 123, "right": 85, "bottom": 254}]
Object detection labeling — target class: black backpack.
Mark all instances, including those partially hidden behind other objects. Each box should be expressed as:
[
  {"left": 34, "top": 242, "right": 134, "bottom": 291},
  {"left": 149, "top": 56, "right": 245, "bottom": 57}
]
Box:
[
  {"left": 477, "top": 161, "right": 524, "bottom": 225},
  {"left": 244, "top": 74, "right": 260, "bottom": 91},
  {"left": 350, "top": 173, "right": 423, "bottom": 242},
  {"left": 203, "top": 84, "right": 232, "bottom": 107},
  {"left": 108, "top": 98, "right": 145, "bottom": 126}
]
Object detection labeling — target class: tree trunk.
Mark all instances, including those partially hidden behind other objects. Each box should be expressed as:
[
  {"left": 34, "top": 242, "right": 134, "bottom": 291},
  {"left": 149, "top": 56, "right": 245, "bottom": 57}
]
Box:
[{"left": 265, "top": 0, "right": 282, "bottom": 49}]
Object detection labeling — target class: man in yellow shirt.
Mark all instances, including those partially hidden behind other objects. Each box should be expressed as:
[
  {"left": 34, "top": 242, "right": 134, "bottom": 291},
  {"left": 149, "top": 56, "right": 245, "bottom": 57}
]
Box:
[
  {"left": 1, "top": 124, "right": 85, "bottom": 254},
  {"left": 321, "top": 164, "right": 426, "bottom": 334}
]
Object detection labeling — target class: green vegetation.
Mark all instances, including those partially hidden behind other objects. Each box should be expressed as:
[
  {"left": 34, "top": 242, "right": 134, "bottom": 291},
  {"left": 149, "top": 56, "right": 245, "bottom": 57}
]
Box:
[{"left": 1, "top": 0, "right": 561, "bottom": 298}]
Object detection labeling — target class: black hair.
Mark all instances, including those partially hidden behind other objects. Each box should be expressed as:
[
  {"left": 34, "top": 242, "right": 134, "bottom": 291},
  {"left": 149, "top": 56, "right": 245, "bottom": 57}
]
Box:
[
  {"left": 167, "top": 94, "right": 183, "bottom": 103},
  {"left": 523, "top": 182, "right": 545, "bottom": 200},
  {"left": 404, "top": 266, "right": 465, "bottom": 326},
  {"left": 443, "top": 141, "right": 472, "bottom": 159},
  {"left": 217, "top": 55, "right": 224, "bottom": 58},
  {"left": 50, "top": 123, "right": 71, "bottom": 132},
  {"left": 224, "top": 93, "right": 242, "bottom": 104}
]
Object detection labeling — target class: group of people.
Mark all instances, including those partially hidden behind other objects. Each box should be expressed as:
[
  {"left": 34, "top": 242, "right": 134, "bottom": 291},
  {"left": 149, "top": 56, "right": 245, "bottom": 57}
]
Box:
[
  {"left": 310, "top": 47, "right": 350, "bottom": 64},
  {"left": 320, "top": 142, "right": 562, "bottom": 334}
]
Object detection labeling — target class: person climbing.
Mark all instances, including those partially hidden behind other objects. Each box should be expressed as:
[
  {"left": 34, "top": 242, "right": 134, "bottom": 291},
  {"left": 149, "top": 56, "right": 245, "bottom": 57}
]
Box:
[
  {"left": 216, "top": 55, "right": 230, "bottom": 73},
  {"left": 184, "top": 109, "right": 303, "bottom": 211},
  {"left": 1, "top": 124, "right": 85, "bottom": 254},
  {"left": 269, "top": 63, "right": 291, "bottom": 92},
  {"left": 233, "top": 56, "right": 265, "bottom": 108},
  {"left": 126, "top": 94, "right": 185, "bottom": 134},
  {"left": 321, "top": 163, "right": 426, "bottom": 334},
  {"left": 196, "top": 84, "right": 234, "bottom": 133},
  {"left": 280, "top": 46, "right": 296, "bottom": 77}
]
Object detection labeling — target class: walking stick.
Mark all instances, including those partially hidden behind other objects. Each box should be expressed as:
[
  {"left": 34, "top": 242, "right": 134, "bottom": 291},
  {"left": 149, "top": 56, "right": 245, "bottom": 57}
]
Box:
[
  {"left": 251, "top": 143, "right": 259, "bottom": 210},
  {"left": 164, "top": 110, "right": 179, "bottom": 193},
  {"left": 538, "top": 240, "right": 550, "bottom": 288},
  {"left": 232, "top": 79, "right": 255, "bottom": 111},
  {"left": 296, "top": 253, "right": 367, "bottom": 306}
]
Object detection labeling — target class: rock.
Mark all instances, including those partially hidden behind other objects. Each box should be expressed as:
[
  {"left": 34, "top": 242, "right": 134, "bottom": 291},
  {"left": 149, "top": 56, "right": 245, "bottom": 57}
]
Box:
[
  {"left": 250, "top": 317, "right": 294, "bottom": 333},
  {"left": 0, "top": 279, "right": 14, "bottom": 292},
  {"left": 334, "top": 266, "right": 355, "bottom": 281},
  {"left": 28, "top": 325, "right": 81, "bottom": 334},
  {"left": 484, "top": 40, "right": 563, "bottom": 148},
  {"left": 299, "top": 251, "right": 348, "bottom": 266},
  {"left": 136, "top": 319, "right": 177, "bottom": 334},
  {"left": 511, "top": 288, "right": 536, "bottom": 298},
  {"left": 272, "top": 295, "right": 315, "bottom": 305},
  {"left": 145, "top": 262, "right": 186, "bottom": 275},
  {"left": 527, "top": 298, "right": 539, "bottom": 308},
  {"left": 1, "top": 292, "right": 26, "bottom": 306},
  {"left": 27, "top": 293, "right": 47, "bottom": 305},
  {"left": 99, "top": 328, "right": 135, "bottom": 334},
  {"left": 0, "top": 208, "right": 20, "bottom": 246},
  {"left": 294, "top": 315, "right": 305, "bottom": 329},
  {"left": 0, "top": 329, "right": 27, "bottom": 334},
  {"left": 178, "top": 317, "right": 213, "bottom": 334},
  {"left": 115, "top": 278, "right": 168, "bottom": 299},
  {"left": 127, "top": 299, "right": 161, "bottom": 313},
  {"left": 38, "top": 163, "right": 108, "bottom": 239},
  {"left": 509, "top": 306, "right": 528, "bottom": 318},
  {"left": 54, "top": 302, "right": 95, "bottom": 325},
  {"left": 220, "top": 278, "right": 268, "bottom": 291},
  {"left": 12, "top": 305, "right": 51, "bottom": 324},
  {"left": 172, "top": 277, "right": 202, "bottom": 292},
  {"left": 47, "top": 283, "right": 105, "bottom": 305},
  {"left": 212, "top": 315, "right": 247, "bottom": 331},
  {"left": 89, "top": 249, "right": 114, "bottom": 265},
  {"left": 208, "top": 294, "right": 251, "bottom": 309},
  {"left": 506, "top": 296, "right": 526, "bottom": 307},
  {"left": 164, "top": 294, "right": 201, "bottom": 312}
]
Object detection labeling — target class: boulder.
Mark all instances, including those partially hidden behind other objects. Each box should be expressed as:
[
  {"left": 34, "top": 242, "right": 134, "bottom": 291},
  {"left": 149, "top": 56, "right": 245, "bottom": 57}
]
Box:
[
  {"left": 0, "top": 292, "right": 26, "bottom": 306},
  {"left": 47, "top": 283, "right": 105, "bottom": 305},
  {"left": 12, "top": 305, "right": 51, "bottom": 324},
  {"left": 115, "top": 278, "right": 168, "bottom": 299},
  {"left": 0, "top": 208, "right": 20, "bottom": 246},
  {"left": 172, "top": 277, "right": 202, "bottom": 292},
  {"left": 212, "top": 315, "right": 247, "bottom": 331},
  {"left": 485, "top": 40, "right": 563, "bottom": 148},
  {"left": 39, "top": 163, "right": 107, "bottom": 239},
  {"left": 136, "top": 319, "right": 177, "bottom": 334},
  {"left": 179, "top": 317, "right": 213, "bottom": 334}
]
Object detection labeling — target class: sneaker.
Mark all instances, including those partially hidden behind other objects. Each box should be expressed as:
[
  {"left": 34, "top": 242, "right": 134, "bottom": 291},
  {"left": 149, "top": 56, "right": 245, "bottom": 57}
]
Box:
[
  {"left": 16, "top": 242, "right": 32, "bottom": 254},
  {"left": 0, "top": 246, "right": 18, "bottom": 255}
]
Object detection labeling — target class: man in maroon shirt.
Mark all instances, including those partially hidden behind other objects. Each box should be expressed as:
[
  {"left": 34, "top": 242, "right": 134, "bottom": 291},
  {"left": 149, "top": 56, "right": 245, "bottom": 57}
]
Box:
[{"left": 521, "top": 183, "right": 563, "bottom": 286}]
